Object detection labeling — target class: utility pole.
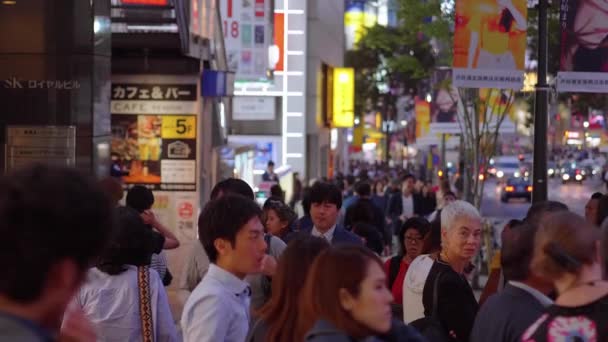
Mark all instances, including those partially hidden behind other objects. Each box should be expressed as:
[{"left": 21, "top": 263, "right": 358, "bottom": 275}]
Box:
[{"left": 532, "top": 0, "right": 549, "bottom": 203}]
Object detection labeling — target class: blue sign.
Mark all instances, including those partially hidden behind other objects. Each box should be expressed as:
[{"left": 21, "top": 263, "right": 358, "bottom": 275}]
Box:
[{"left": 201, "top": 70, "right": 227, "bottom": 97}]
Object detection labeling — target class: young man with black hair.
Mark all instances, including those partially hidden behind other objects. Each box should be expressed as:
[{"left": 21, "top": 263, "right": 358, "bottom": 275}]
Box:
[
  {"left": 180, "top": 178, "right": 286, "bottom": 313},
  {"left": 298, "top": 182, "right": 362, "bottom": 245},
  {"left": 0, "top": 164, "right": 114, "bottom": 341},
  {"left": 471, "top": 222, "right": 554, "bottom": 342},
  {"left": 181, "top": 195, "right": 267, "bottom": 342}
]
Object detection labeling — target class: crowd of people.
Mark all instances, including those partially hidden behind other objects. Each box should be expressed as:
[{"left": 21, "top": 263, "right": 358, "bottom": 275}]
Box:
[{"left": 2, "top": 163, "right": 608, "bottom": 342}]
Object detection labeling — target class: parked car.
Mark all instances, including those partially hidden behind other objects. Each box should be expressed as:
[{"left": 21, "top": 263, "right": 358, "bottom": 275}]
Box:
[{"left": 500, "top": 177, "right": 532, "bottom": 203}]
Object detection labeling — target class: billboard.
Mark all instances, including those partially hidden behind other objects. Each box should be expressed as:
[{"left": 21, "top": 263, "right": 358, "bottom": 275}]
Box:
[
  {"left": 556, "top": 0, "right": 608, "bottom": 92},
  {"left": 345, "top": 0, "right": 378, "bottom": 50},
  {"left": 220, "top": 0, "right": 272, "bottom": 83},
  {"left": 452, "top": 0, "right": 527, "bottom": 89}
]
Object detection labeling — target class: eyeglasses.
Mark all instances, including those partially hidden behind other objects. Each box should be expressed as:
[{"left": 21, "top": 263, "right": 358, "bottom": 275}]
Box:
[{"left": 404, "top": 236, "right": 423, "bottom": 244}]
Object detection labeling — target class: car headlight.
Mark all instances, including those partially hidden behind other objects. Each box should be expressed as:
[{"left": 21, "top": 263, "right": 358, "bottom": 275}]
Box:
[
  {"left": 524, "top": 171, "right": 530, "bottom": 177},
  {"left": 548, "top": 169, "right": 554, "bottom": 175},
  {"left": 563, "top": 174, "right": 570, "bottom": 180},
  {"left": 575, "top": 174, "right": 583, "bottom": 181},
  {"left": 496, "top": 171, "right": 504, "bottom": 178},
  {"left": 514, "top": 171, "right": 521, "bottom": 178}
]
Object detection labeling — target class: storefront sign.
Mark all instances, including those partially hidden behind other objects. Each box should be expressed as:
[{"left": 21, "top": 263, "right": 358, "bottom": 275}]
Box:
[
  {"left": 5, "top": 126, "right": 76, "bottom": 171},
  {"left": 111, "top": 83, "right": 197, "bottom": 191},
  {"left": 332, "top": 68, "right": 355, "bottom": 128}
]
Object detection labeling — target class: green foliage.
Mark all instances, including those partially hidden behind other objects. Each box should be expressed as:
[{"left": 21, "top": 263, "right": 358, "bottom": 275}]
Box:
[{"left": 345, "top": 0, "right": 454, "bottom": 114}]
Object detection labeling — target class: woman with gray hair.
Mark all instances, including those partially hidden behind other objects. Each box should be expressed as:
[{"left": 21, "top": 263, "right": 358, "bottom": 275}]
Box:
[{"left": 410, "top": 200, "right": 482, "bottom": 342}]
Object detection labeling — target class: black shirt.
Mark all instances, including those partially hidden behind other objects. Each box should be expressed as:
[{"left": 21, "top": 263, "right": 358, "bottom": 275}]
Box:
[{"left": 422, "top": 259, "right": 479, "bottom": 342}]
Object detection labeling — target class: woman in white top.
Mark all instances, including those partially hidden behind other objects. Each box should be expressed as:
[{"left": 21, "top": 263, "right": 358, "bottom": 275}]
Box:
[{"left": 65, "top": 207, "right": 178, "bottom": 342}]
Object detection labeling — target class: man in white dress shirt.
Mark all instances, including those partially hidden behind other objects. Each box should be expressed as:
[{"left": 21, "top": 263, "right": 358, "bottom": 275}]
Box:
[{"left": 181, "top": 194, "right": 267, "bottom": 342}]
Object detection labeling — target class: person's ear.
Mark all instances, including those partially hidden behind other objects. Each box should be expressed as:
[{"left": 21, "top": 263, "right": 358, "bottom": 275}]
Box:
[
  {"left": 338, "top": 288, "right": 356, "bottom": 312},
  {"left": 214, "top": 238, "right": 233, "bottom": 257}
]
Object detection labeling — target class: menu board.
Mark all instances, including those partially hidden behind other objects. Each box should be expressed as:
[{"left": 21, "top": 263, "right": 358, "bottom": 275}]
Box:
[{"left": 111, "top": 83, "right": 197, "bottom": 191}]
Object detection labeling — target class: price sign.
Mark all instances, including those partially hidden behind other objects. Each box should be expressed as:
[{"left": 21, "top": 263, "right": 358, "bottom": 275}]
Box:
[{"left": 161, "top": 116, "right": 196, "bottom": 139}]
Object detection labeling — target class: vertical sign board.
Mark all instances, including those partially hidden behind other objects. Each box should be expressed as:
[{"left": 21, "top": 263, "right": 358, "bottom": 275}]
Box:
[
  {"left": 219, "top": 0, "right": 272, "bottom": 83},
  {"left": 110, "top": 82, "right": 199, "bottom": 240},
  {"left": 5, "top": 126, "right": 76, "bottom": 172},
  {"left": 332, "top": 68, "right": 355, "bottom": 128}
]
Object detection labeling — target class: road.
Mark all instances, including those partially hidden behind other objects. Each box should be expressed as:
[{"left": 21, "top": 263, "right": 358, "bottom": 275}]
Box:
[{"left": 480, "top": 176, "right": 604, "bottom": 235}]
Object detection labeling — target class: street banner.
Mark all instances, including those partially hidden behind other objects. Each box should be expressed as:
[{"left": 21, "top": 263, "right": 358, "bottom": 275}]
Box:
[
  {"left": 452, "top": 0, "right": 527, "bottom": 89},
  {"left": 415, "top": 98, "right": 431, "bottom": 140},
  {"left": 430, "top": 69, "right": 462, "bottom": 135},
  {"left": 556, "top": 0, "right": 608, "bottom": 93}
]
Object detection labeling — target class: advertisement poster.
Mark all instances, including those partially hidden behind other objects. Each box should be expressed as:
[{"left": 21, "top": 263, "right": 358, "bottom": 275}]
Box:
[
  {"left": 111, "top": 83, "right": 197, "bottom": 191},
  {"left": 557, "top": 0, "right": 608, "bottom": 92},
  {"left": 220, "top": 0, "right": 272, "bottom": 83},
  {"left": 452, "top": 0, "right": 527, "bottom": 89},
  {"left": 430, "top": 69, "right": 462, "bottom": 134}
]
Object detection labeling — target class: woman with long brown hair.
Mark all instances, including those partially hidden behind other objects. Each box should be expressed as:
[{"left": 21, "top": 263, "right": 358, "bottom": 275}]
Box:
[
  {"left": 247, "top": 236, "right": 329, "bottom": 342},
  {"left": 297, "top": 245, "right": 424, "bottom": 341}
]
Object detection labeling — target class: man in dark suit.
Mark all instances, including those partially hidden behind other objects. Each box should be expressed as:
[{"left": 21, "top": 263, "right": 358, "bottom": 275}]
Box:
[
  {"left": 386, "top": 175, "right": 423, "bottom": 236},
  {"left": 470, "top": 221, "right": 554, "bottom": 342},
  {"left": 344, "top": 181, "right": 387, "bottom": 245},
  {"left": 298, "top": 182, "right": 362, "bottom": 245}
]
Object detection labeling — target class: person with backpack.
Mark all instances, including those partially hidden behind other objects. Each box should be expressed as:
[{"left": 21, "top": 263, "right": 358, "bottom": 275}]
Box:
[{"left": 384, "top": 217, "right": 431, "bottom": 319}]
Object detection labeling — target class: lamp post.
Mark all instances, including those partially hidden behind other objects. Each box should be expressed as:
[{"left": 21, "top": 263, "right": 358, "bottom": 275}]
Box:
[{"left": 532, "top": 0, "right": 549, "bottom": 203}]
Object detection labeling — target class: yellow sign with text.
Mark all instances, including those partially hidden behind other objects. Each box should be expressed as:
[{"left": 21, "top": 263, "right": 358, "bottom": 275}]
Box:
[
  {"left": 332, "top": 68, "right": 355, "bottom": 128},
  {"left": 161, "top": 116, "right": 196, "bottom": 139}
]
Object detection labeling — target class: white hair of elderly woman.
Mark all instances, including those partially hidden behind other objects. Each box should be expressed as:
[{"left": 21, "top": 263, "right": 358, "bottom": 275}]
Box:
[{"left": 440, "top": 200, "right": 482, "bottom": 231}]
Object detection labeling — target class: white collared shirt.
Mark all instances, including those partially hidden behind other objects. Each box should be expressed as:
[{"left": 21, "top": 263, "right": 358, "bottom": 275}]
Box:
[
  {"left": 181, "top": 264, "right": 251, "bottom": 342},
  {"left": 312, "top": 225, "right": 337, "bottom": 242},
  {"left": 70, "top": 266, "right": 178, "bottom": 342},
  {"left": 402, "top": 194, "right": 414, "bottom": 217},
  {"left": 509, "top": 281, "right": 554, "bottom": 307}
]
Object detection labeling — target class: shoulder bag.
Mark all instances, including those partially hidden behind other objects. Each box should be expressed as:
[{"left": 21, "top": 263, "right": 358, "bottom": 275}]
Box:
[
  {"left": 138, "top": 266, "right": 155, "bottom": 342},
  {"left": 410, "top": 271, "right": 452, "bottom": 342}
]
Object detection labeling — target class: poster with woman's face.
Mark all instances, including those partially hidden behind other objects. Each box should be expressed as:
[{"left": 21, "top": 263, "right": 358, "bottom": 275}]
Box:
[
  {"left": 557, "top": 0, "right": 608, "bottom": 93},
  {"left": 452, "top": 0, "right": 527, "bottom": 89},
  {"left": 431, "top": 69, "right": 461, "bottom": 127}
]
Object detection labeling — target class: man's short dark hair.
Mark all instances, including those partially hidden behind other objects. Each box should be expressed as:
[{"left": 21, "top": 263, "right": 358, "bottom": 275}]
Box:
[
  {"left": 403, "top": 174, "right": 416, "bottom": 183},
  {"left": 525, "top": 200, "right": 568, "bottom": 226},
  {"left": 592, "top": 192, "right": 603, "bottom": 200},
  {"left": 354, "top": 181, "right": 372, "bottom": 197},
  {"left": 126, "top": 185, "right": 154, "bottom": 213},
  {"left": 198, "top": 195, "right": 262, "bottom": 263},
  {"left": 444, "top": 191, "right": 456, "bottom": 199},
  {"left": 309, "top": 182, "right": 343, "bottom": 209},
  {"left": 0, "top": 164, "right": 114, "bottom": 302},
  {"left": 209, "top": 178, "right": 255, "bottom": 201},
  {"left": 268, "top": 161, "right": 275, "bottom": 167},
  {"left": 501, "top": 222, "right": 536, "bottom": 281},
  {"left": 97, "top": 206, "right": 152, "bottom": 275},
  {"left": 346, "top": 175, "right": 356, "bottom": 186}
]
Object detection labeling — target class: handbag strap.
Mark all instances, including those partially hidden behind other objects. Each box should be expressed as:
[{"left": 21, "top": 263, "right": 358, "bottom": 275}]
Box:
[
  {"left": 138, "top": 266, "right": 154, "bottom": 342},
  {"left": 431, "top": 271, "right": 443, "bottom": 319}
]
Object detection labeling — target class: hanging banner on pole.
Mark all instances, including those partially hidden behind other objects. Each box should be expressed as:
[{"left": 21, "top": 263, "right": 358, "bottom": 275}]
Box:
[
  {"left": 452, "top": 0, "right": 527, "bottom": 89},
  {"left": 556, "top": 0, "right": 608, "bottom": 93}
]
